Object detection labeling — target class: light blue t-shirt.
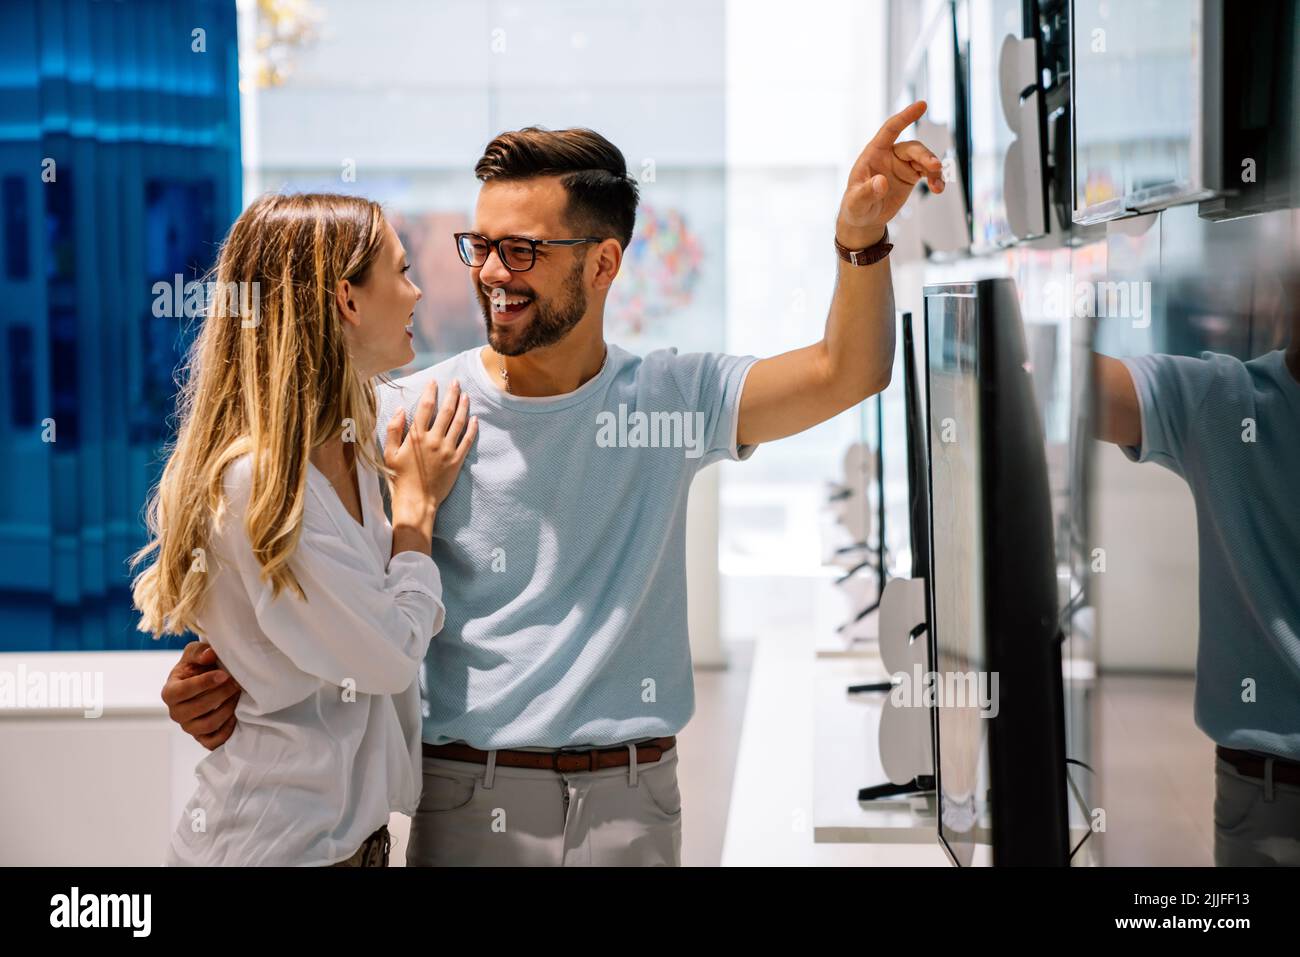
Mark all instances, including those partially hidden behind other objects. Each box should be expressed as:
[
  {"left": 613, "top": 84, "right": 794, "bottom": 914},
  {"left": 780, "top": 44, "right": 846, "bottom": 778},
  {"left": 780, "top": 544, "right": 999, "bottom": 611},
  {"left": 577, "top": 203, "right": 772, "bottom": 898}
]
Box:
[
  {"left": 378, "top": 344, "right": 758, "bottom": 749},
  {"left": 1120, "top": 349, "right": 1300, "bottom": 761}
]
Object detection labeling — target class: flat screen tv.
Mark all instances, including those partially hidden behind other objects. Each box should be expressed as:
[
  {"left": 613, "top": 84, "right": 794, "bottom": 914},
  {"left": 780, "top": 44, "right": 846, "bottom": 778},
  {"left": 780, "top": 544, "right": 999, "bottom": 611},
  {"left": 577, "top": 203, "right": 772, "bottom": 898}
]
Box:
[
  {"left": 1070, "top": 0, "right": 1221, "bottom": 224},
  {"left": 923, "top": 278, "right": 1069, "bottom": 866},
  {"left": 899, "top": 0, "right": 973, "bottom": 257},
  {"left": 1198, "top": 0, "right": 1299, "bottom": 220},
  {"left": 963, "top": 0, "right": 1034, "bottom": 250}
]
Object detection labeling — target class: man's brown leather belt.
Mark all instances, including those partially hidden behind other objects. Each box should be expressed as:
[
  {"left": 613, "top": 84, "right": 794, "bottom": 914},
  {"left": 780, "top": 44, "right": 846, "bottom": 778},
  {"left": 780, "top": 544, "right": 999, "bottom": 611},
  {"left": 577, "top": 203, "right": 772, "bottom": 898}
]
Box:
[
  {"left": 1217, "top": 746, "right": 1300, "bottom": 786},
  {"left": 423, "top": 736, "right": 676, "bottom": 773}
]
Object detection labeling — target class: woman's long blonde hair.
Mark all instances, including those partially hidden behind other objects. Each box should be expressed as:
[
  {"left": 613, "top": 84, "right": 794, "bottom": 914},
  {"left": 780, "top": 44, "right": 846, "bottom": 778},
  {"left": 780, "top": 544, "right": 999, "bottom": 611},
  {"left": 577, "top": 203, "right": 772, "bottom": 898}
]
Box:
[{"left": 132, "top": 192, "right": 390, "bottom": 637}]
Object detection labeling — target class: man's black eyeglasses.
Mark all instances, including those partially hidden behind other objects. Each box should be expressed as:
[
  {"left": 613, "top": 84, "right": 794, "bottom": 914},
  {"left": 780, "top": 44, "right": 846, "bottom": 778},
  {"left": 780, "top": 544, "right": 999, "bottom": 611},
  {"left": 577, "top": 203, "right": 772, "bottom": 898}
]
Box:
[{"left": 454, "top": 232, "right": 602, "bottom": 272}]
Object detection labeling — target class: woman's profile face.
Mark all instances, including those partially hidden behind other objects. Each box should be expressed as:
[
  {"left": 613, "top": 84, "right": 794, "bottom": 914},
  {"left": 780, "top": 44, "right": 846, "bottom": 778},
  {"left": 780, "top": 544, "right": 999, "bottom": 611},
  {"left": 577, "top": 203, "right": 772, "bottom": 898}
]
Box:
[{"left": 343, "top": 220, "right": 423, "bottom": 376}]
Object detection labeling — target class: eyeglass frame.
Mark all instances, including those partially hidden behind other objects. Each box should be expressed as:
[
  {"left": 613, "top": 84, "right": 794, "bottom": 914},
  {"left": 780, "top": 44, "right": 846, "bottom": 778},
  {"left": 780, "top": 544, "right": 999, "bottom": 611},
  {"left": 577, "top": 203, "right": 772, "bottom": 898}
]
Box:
[{"left": 453, "top": 231, "right": 604, "bottom": 272}]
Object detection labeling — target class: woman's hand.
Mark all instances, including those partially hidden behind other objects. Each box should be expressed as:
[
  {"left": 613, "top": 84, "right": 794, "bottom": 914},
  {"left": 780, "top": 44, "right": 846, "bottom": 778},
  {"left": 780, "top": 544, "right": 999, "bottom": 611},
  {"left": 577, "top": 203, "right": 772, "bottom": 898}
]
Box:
[{"left": 383, "top": 378, "right": 477, "bottom": 555}]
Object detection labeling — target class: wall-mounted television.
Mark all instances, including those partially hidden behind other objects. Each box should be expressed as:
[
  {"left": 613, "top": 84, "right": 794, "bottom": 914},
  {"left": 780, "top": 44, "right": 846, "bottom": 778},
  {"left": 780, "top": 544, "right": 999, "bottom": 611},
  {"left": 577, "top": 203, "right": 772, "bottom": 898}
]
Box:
[
  {"left": 1070, "top": 0, "right": 1222, "bottom": 224},
  {"left": 962, "top": 0, "right": 1096, "bottom": 248},
  {"left": 963, "top": 0, "right": 1028, "bottom": 251},
  {"left": 1198, "top": 0, "right": 1299, "bottom": 221},
  {"left": 898, "top": 0, "right": 973, "bottom": 258}
]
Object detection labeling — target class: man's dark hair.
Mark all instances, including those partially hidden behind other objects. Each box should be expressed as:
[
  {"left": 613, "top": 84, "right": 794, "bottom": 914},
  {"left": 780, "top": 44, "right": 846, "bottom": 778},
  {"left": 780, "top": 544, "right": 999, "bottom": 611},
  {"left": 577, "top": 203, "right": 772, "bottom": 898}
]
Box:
[{"left": 474, "top": 127, "right": 639, "bottom": 249}]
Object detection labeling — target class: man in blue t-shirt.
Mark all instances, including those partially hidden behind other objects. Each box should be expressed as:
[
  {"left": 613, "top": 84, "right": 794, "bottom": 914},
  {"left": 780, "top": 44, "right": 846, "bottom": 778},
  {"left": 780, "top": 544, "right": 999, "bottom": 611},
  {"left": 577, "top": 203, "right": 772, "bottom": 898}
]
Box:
[
  {"left": 1094, "top": 329, "right": 1300, "bottom": 866},
  {"left": 161, "top": 102, "right": 946, "bottom": 865}
]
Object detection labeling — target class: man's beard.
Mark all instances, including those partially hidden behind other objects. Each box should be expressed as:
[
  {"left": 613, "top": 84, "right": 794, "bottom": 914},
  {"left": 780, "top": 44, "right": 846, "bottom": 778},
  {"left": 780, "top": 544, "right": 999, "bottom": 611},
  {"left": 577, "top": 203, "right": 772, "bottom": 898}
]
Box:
[{"left": 478, "top": 260, "right": 588, "bottom": 357}]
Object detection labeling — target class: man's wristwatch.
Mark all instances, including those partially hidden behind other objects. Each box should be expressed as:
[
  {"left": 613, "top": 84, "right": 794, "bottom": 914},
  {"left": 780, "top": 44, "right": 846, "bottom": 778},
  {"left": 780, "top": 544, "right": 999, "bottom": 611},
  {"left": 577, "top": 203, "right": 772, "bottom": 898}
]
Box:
[{"left": 834, "top": 226, "right": 892, "bottom": 266}]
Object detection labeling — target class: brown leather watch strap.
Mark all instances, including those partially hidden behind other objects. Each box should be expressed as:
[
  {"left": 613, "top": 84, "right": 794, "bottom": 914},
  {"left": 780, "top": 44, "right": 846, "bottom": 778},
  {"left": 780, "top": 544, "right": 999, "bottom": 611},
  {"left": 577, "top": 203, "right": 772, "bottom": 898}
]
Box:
[{"left": 834, "top": 226, "right": 892, "bottom": 266}]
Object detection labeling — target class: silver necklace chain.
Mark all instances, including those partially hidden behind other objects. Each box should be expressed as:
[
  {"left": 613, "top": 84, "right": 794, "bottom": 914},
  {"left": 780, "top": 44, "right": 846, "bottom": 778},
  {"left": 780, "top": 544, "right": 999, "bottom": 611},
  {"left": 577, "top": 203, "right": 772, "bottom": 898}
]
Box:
[{"left": 494, "top": 346, "right": 608, "bottom": 396}]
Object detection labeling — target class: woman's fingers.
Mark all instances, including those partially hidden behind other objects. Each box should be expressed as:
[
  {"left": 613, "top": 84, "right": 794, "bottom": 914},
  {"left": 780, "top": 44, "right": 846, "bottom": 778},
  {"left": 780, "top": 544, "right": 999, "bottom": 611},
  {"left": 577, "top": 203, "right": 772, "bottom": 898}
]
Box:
[
  {"left": 444, "top": 393, "right": 471, "bottom": 446},
  {"left": 411, "top": 378, "right": 440, "bottom": 434},
  {"left": 456, "top": 414, "right": 479, "bottom": 460},
  {"left": 383, "top": 407, "right": 406, "bottom": 461},
  {"left": 429, "top": 379, "right": 461, "bottom": 439}
]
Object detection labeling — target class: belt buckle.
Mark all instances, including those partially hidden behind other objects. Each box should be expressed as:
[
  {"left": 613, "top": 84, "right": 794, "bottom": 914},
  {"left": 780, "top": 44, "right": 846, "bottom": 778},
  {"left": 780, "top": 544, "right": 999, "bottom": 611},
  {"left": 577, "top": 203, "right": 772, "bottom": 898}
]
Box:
[{"left": 553, "top": 747, "right": 594, "bottom": 773}]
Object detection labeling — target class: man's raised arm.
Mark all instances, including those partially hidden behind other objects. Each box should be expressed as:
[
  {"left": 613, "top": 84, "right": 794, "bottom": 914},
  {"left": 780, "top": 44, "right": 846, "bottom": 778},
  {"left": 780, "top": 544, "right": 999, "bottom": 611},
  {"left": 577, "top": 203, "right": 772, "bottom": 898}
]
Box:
[{"left": 736, "top": 100, "right": 944, "bottom": 447}]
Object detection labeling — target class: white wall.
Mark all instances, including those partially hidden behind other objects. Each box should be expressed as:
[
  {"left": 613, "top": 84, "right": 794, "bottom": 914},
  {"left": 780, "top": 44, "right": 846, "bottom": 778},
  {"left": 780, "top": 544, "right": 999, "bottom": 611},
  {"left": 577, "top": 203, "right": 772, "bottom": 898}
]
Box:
[{"left": 0, "top": 651, "right": 205, "bottom": 865}]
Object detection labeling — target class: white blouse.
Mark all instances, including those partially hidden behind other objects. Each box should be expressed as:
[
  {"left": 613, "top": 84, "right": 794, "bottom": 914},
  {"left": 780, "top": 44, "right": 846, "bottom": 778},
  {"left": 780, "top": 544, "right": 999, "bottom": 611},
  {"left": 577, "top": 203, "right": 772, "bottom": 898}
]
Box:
[{"left": 166, "top": 452, "right": 444, "bottom": 866}]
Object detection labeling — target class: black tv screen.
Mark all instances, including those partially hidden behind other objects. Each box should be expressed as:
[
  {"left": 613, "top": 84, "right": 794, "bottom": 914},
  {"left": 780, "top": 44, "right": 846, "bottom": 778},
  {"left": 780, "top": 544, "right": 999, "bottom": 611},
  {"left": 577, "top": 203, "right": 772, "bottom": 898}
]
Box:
[
  {"left": 924, "top": 278, "right": 1069, "bottom": 866},
  {"left": 1199, "top": 0, "right": 1299, "bottom": 220},
  {"left": 876, "top": 311, "right": 930, "bottom": 584},
  {"left": 902, "top": 311, "right": 931, "bottom": 583}
]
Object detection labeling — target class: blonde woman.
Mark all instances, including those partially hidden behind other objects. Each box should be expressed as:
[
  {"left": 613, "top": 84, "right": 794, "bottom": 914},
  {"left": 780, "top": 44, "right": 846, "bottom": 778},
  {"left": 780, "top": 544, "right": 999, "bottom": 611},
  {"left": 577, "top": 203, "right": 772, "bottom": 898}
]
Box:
[{"left": 132, "top": 193, "right": 477, "bottom": 866}]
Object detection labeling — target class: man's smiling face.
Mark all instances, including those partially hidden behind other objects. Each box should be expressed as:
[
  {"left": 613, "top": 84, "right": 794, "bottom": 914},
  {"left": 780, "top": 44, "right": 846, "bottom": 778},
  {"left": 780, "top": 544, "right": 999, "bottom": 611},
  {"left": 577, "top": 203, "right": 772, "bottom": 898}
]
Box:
[{"left": 471, "top": 176, "right": 592, "bottom": 357}]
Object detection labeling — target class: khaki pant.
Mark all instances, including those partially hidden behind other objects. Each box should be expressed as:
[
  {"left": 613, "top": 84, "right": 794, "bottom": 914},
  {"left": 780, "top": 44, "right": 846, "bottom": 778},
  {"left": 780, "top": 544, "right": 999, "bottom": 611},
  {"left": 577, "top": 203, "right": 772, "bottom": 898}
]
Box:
[
  {"left": 407, "top": 745, "right": 683, "bottom": 866},
  {"left": 1214, "top": 756, "right": 1300, "bottom": 866}
]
